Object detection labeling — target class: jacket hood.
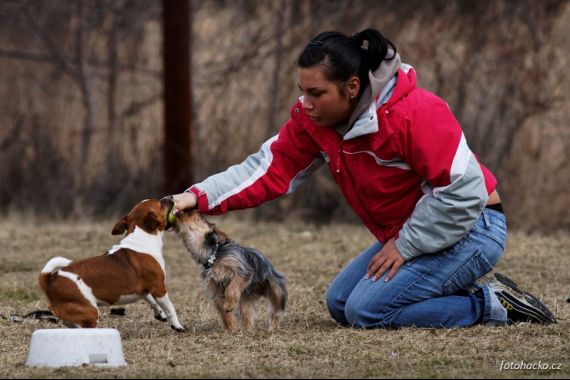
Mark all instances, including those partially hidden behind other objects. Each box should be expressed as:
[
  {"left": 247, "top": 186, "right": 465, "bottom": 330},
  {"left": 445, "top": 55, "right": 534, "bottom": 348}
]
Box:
[
  {"left": 340, "top": 61, "right": 417, "bottom": 140},
  {"left": 347, "top": 49, "right": 401, "bottom": 129}
]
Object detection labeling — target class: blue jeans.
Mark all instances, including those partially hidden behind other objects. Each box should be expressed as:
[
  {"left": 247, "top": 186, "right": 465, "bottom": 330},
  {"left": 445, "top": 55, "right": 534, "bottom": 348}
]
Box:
[{"left": 326, "top": 208, "right": 508, "bottom": 328}]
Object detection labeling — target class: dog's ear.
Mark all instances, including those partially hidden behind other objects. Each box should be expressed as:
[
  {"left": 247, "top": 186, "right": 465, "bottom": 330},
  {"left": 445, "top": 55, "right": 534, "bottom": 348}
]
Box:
[
  {"left": 213, "top": 226, "right": 229, "bottom": 243},
  {"left": 112, "top": 215, "right": 129, "bottom": 235},
  {"left": 143, "top": 211, "right": 161, "bottom": 232}
]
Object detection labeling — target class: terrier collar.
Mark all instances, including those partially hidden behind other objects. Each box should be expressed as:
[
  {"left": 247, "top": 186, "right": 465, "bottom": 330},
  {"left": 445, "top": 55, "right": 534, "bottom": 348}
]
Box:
[{"left": 204, "top": 233, "right": 221, "bottom": 269}]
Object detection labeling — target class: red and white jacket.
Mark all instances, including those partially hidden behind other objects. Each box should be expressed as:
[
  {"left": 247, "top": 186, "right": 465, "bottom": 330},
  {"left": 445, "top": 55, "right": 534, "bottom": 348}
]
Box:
[{"left": 188, "top": 65, "right": 497, "bottom": 260}]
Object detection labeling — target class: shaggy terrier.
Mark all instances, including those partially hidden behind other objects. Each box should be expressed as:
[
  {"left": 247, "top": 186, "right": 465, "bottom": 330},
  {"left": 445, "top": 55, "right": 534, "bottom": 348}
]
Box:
[{"left": 173, "top": 209, "right": 287, "bottom": 332}]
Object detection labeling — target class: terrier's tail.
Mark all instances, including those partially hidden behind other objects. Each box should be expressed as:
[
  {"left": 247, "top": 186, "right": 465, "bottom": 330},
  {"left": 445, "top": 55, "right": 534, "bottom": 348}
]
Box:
[{"left": 269, "top": 268, "right": 288, "bottom": 313}]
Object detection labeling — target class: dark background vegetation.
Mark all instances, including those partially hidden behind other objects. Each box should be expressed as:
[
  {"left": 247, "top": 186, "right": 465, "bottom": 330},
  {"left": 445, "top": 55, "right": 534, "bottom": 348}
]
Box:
[{"left": 0, "top": 0, "right": 568, "bottom": 232}]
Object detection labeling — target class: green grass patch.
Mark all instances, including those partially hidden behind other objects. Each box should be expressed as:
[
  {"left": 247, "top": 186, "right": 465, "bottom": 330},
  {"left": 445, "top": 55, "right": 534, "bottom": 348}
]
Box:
[{"left": 0, "top": 289, "right": 41, "bottom": 302}]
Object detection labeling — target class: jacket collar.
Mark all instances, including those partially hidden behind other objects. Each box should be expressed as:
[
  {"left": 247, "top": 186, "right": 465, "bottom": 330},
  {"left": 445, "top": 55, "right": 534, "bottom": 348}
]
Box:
[
  {"left": 346, "top": 50, "right": 401, "bottom": 129},
  {"left": 343, "top": 101, "right": 380, "bottom": 140},
  {"left": 343, "top": 63, "right": 416, "bottom": 140}
]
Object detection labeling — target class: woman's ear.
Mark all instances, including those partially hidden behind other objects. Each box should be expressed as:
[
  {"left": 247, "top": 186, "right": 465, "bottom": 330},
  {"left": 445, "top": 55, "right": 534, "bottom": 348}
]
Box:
[{"left": 346, "top": 76, "right": 360, "bottom": 99}]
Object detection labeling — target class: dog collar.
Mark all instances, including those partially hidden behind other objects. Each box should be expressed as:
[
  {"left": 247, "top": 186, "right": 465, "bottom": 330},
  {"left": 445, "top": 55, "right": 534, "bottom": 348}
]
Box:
[{"left": 204, "top": 236, "right": 220, "bottom": 269}]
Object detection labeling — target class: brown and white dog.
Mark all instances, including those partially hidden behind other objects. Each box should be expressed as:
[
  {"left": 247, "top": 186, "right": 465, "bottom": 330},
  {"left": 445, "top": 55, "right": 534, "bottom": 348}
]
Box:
[{"left": 38, "top": 198, "right": 185, "bottom": 331}]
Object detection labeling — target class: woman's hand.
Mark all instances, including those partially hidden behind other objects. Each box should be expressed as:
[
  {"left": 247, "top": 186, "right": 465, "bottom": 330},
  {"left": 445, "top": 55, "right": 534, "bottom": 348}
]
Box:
[
  {"left": 170, "top": 192, "right": 197, "bottom": 213},
  {"left": 366, "top": 238, "right": 405, "bottom": 282}
]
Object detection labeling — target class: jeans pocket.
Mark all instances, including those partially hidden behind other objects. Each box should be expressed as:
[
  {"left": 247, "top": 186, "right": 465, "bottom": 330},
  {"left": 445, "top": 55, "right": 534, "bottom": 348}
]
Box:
[{"left": 442, "top": 250, "right": 493, "bottom": 295}]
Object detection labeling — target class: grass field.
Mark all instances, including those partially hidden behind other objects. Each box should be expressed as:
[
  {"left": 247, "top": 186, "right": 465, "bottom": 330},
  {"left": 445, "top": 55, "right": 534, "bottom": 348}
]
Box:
[{"left": 0, "top": 215, "right": 568, "bottom": 378}]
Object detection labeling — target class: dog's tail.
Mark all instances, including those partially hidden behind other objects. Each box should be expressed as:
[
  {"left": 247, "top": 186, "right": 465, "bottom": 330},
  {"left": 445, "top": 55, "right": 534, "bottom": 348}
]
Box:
[
  {"left": 267, "top": 267, "right": 287, "bottom": 330},
  {"left": 269, "top": 267, "right": 288, "bottom": 313},
  {"left": 39, "top": 257, "right": 72, "bottom": 293}
]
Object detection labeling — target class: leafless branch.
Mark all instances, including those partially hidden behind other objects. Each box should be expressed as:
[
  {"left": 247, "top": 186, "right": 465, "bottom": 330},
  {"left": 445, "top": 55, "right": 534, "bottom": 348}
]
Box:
[
  {"left": 23, "top": 1, "right": 77, "bottom": 80},
  {"left": 0, "top": 48, "right": 161, "bottom": 78},
  {"left": 120, "top": 94, "right": 162, "bottom": 121}
]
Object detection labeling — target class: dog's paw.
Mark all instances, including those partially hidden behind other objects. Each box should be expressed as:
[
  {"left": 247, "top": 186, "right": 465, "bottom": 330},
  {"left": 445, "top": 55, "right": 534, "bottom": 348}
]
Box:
[
  {"left": 223, "top": 302, "right": 236, "bottom": 313},
  {"left": 171, "top": 325, "right": 186, "bottom": 333},
  {"left": 155, "top": 314, "right": 168, "bottom": 322}
]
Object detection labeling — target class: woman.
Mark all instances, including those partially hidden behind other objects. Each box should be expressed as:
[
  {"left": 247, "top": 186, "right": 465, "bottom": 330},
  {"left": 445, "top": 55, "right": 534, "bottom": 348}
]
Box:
[{"left": 169, "top": 29, "right": 556, "bottom": 328}]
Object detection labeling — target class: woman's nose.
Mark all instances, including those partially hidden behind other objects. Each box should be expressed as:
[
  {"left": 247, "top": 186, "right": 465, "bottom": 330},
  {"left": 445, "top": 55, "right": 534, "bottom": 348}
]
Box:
[{"left": 302, "top": 100, "right": 314, "bottom": 111}]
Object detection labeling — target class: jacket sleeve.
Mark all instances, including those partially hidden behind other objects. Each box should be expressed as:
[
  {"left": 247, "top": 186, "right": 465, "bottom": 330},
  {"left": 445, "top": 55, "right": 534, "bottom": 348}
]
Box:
[
  {"left": 394, "top": 98, "right": 489, "bottom": 261},
  {"left": 187, "top": 119, "right": 324, "bottom": 215}
]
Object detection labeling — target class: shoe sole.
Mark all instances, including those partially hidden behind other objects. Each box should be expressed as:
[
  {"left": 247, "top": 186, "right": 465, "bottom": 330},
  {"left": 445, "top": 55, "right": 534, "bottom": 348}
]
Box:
[{"left": 495, "top": 273, "right": 557, "bottom": 324}]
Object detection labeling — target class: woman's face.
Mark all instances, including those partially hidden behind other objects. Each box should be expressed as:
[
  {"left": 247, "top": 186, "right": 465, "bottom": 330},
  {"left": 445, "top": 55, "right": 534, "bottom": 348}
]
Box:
[{"left": 297, "top": 66, "right": 358, "bottom": 127}]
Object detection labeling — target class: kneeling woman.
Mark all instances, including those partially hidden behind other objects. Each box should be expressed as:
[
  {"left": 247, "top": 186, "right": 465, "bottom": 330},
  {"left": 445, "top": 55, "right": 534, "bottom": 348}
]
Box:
[{"left": 169, "top": 28, "right": 556, "bottom": 328}]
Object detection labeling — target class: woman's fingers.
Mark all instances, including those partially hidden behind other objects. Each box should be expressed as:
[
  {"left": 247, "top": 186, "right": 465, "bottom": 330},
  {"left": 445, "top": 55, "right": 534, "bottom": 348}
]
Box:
[
  {"left": 170, "top": 192, "right": 197, "bottom": 213},
  {"left": 366, "top": 240, "right": 404, "bottom": 282}
]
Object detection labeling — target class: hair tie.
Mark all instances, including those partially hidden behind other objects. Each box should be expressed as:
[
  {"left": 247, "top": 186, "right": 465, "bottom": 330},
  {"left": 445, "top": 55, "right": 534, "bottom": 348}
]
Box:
[{"left": 308, "top": 41, "right": 324, "bottom": 47}]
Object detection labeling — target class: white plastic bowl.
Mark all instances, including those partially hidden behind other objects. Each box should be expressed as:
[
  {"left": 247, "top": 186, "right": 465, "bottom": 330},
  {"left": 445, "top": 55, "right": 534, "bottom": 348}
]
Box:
[{"left": 26, "top": 328, "right": 126, "bottom": 367}]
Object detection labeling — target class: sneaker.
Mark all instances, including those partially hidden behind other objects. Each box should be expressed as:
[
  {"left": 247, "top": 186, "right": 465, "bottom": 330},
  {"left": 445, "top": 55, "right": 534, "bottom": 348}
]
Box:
[{"left": 491, "top": 273, "right": 557, "bottom": 324}]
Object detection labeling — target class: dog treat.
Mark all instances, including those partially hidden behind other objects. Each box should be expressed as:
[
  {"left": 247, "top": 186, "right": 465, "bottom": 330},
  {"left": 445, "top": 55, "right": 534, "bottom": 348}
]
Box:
[{"left": 168, "top": 211, "right": 176, "bottom": 225}]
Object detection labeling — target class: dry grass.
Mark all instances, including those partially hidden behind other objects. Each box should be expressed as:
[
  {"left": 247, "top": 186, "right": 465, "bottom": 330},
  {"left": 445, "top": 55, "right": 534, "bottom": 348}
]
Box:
[{"left": 0, "top": 215, "right": 568, "bottom": 378}]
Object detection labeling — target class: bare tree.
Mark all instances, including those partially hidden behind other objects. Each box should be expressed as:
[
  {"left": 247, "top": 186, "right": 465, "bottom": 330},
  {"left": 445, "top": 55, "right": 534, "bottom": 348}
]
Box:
[{"left": 22, "top": 1, "right": 96, "bottom": 215}]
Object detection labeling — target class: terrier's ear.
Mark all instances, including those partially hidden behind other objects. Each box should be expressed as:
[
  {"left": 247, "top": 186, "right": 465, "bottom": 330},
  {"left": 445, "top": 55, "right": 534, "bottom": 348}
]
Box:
[
  {"left": 112, "top": 215, "right": 129, "bottom": 235},
  {"left": 143, "top": 211, "right": 161, "bottom": 232},
  {"left": 213, "top": 226, "right": 229, "bottom": 242}
]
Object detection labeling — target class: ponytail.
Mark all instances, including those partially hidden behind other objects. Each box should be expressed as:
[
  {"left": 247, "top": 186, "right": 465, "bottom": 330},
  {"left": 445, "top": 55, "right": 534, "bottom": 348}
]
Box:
[
  {"left": 351, "top": 28, "right": 397, "bottom": 74},
  {"left": 297, "top": 28, "right": 397, "bottom": 97}
]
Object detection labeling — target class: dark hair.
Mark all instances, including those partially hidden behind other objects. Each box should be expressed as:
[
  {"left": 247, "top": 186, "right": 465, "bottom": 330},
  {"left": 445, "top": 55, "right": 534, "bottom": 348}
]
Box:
[{"left": 297, "top": 28, "right": 397, "bottom": 98}]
